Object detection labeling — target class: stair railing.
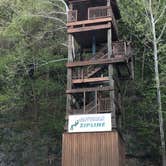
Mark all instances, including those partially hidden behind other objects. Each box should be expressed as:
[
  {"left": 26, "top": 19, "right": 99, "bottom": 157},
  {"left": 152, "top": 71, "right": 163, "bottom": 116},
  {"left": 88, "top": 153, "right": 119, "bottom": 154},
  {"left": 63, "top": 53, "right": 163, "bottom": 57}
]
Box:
[{"left": 86, "top": 103, "right": 99, "bottom": 114}]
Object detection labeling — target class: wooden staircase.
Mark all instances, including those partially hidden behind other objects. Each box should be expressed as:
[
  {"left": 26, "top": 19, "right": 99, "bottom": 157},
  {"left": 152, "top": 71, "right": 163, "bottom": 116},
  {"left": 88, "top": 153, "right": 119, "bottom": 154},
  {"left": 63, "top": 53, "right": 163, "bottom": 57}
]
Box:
[
  {"left": 71, "top": 41, "right": 133, "bottom": 83},
  {"left": 84, "top": 46, "right": 108, "bottom": 78},
  {"left": 73, "top": 46, "right": 108, "bottom": 80}
]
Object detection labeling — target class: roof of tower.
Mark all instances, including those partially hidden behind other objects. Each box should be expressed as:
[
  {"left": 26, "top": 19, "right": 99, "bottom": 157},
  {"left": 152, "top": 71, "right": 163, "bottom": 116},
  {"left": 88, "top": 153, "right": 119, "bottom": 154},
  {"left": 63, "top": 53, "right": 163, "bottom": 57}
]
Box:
[{"left": 66, "top": 0, "right": 121, "bottom": 19}]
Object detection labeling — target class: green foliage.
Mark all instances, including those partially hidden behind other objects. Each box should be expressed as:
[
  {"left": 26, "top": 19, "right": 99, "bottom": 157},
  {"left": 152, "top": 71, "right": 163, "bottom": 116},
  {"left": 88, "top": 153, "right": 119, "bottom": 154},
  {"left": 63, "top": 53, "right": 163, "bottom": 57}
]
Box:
[
  {"left": 119, "top": 0, "right": 166, "bottom": 164},
  {"left": 0, "top": 0, "right": 165, "bottom": 165},
  {"left": 0, "top": 0, "right": 67, "bottom": 165}
]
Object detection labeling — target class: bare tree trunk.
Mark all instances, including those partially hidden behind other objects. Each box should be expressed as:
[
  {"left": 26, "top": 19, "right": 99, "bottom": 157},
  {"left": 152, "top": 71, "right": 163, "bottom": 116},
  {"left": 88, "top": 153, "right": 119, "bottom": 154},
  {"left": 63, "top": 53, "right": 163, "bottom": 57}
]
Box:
[{"left": 149, "top": 1, "right": 166, "bottom": 165}]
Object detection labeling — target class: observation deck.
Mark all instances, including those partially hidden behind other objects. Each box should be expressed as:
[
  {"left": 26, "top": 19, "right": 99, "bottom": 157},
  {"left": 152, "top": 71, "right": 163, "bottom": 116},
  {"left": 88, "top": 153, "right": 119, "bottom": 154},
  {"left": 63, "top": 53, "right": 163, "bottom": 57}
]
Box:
[{"left": 66, "top": 0, "right": 120, "bottom": 47}]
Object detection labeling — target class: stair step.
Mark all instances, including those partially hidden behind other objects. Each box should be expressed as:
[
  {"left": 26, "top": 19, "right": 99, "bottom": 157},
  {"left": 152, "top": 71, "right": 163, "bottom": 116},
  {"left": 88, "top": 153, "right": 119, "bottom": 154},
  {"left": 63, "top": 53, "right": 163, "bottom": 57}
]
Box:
[
  {"left": 84, "top": 66, "right": 103, "bottom": 78},
  {"left": 87, "top": 45, "right": 107, "bottom": 61}
]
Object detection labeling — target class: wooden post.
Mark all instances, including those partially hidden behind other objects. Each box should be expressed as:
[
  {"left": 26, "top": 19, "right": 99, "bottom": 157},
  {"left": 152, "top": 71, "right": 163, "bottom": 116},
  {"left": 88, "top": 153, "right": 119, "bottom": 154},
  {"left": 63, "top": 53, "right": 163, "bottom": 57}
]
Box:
[
  {"left": 66, "top": 34, "right": 73, "bottom": 112},
  {"left": 108, "top": 28, "right": 116, "bottom": 128},
  {"left": 88, "top": 8, "right": 90, "bottom": 20},
  {"left": 107, "top": 0, "right": 111, "bottom": 6},
  {"left": 66, "top": 2, "right": 74, "bottom": 113},
  {"left": 92, "top": 34, "right": 96, "bottom": 56},
  {"left": 95, "top": 91, "right": 98, "bottom": 113},
  {"left": 83, "top": 91, "right": 86, "bottom": 113},
  {"left": 107, "top": 0, "right": 116, "bottom": 128},
  {"left": 81, "top": 67, "right": 84, "bottom": 79}
]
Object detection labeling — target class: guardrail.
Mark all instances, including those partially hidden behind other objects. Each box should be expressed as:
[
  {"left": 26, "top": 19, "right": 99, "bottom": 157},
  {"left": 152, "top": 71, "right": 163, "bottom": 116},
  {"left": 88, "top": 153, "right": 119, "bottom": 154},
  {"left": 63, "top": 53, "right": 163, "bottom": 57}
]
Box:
[
  {"left": 113, "top": 41, "right": 132, "bottom": 57},
  {"left": 88, "top": 6, "right": 112, "bottom": 20},
  {"left": 68, "top": 6, "right": 113, "bottom": 22}
]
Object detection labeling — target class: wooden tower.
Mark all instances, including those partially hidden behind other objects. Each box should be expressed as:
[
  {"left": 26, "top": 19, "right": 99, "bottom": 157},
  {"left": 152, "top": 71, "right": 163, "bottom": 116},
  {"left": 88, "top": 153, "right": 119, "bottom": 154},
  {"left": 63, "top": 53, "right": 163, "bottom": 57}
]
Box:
[{"left": 62, "top": 0, "right": 134, "bottom": 165}]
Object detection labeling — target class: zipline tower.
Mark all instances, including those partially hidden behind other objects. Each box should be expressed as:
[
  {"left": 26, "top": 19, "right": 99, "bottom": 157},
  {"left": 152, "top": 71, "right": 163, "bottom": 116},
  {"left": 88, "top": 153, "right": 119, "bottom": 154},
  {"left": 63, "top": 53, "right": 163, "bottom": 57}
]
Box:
[{"left": 62, "top": 0, "right": 134, "bottom": 165}]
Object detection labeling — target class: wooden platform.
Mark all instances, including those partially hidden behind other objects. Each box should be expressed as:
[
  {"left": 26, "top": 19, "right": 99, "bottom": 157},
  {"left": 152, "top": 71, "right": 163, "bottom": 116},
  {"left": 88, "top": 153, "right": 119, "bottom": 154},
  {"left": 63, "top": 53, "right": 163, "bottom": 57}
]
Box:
[
  {"left": 62, "top": 131, "right": 125, "bottom": 166},
  {"left": 66, "top": 56, "right": 129, "bottom": 67}
]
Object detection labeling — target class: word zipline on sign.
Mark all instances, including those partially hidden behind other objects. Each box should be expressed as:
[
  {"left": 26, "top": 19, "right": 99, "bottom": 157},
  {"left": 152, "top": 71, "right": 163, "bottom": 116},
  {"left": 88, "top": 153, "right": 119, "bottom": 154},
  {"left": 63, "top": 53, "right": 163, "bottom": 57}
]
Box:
[{"left": 68, "top": 113, "right": 112, "bottom": 133}]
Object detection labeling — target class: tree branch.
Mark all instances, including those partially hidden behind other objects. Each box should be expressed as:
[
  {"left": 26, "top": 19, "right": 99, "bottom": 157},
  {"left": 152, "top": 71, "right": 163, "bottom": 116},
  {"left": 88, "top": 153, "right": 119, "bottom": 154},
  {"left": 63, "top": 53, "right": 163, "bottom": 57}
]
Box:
[
  {"left": 29, "top": 14, "right": 66, "bottom": 25},
  {"left": 157, "top": 22, "right": 166, "bottom": 43},
  {"left": 155, "top": 5, "right": 166, "bottom": 24},
  {"left": 142, "top": 0, "right": 151, "bottom": 23},
  {"left": 47, "top": 11, "right": 67, "bottom": 15},
  {"left": 56, "top": 0, "right": 69, "bottom": 12},
  {"left": 48, "top": 0, "right": 68, "bottom": 12}
]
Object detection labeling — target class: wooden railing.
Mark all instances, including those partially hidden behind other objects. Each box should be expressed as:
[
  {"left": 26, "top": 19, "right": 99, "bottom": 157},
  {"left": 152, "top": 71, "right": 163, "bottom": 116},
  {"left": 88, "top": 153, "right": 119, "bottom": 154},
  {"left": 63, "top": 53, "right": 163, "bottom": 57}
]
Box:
[
  {"left": 88, "top": 6, "right": 112, "bottom": 20},
  {"left": 68, "top": 6, "right": 113, "bottom": 22},
  {"left": 98, "top": 98, "right": 111, "bottom": 112},
  {"left": 112, "top": 41, "right": 132, "bottom": 57},
  {"left": 72, "top": 67, "right": 83, "bottom": 79},
  {"left": 72, "top": 42, "right": 132, "bottom": 79},
  {"left": 72, "top": 65, "right": 104, "bottom": 79},
  {"left": 68, "top": 10, "right": 77, "bottom": 22},
  {"left": 69, "top": 97, "right": 111, "bottom": 114}
]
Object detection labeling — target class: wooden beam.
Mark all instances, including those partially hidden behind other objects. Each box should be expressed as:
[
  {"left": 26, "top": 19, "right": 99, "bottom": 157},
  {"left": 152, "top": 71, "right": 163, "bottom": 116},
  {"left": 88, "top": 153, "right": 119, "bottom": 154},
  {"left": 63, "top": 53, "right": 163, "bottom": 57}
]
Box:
[
  {"left": 68, "top": 24, "right": 111, "bottom": 33},
  {"left": 110, "top": 6, "right": 118, "bottom": 38},
  {"left": 107, "top": 26, "right": 117, "bottom": 128},
  {"left": 66, "top": 57, "right": 126, "bottom": 67},
  {"left": 72, "top": 77, "right": 109, "bottom": 84},
  {"left": 83, "top": 91, "right": 86, "bottom": 113},
  {"left": 67, "top": 17, "right": 112, "bottom": 27},
  {"left": 66, "top": 86, "right": 114, "bottom": 94},
  {"left": 95, "top": 90, "right": 98, "bottom": 113},
  {"left": 66, "top": 34, "right": 73, "bottom": 111}
]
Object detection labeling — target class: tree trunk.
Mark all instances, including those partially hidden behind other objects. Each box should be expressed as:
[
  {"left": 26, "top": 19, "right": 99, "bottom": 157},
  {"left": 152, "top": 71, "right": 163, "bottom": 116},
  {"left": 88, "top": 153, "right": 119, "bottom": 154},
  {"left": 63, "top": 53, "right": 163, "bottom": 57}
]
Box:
[{"left": 149, "top": 1, "right": 166, "bottom": 165}]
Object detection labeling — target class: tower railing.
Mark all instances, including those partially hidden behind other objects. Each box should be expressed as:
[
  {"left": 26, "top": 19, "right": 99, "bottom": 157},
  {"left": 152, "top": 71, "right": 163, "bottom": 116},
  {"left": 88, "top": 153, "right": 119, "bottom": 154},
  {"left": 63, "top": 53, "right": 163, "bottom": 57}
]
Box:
[
  {"left": 98, "top": 97, "right": 111, "bottom": 113},
  {"left": 112, "top": 41, "right": 132, "bottom": 57},
  {"left": 71, "top": 42, "right": 132, "bottom": 80},
  {"left": 68, "top": 97, "right": 111, "bottom": 114},
  {"left": 88, "top": 6, "right": 112, "bottom": 20},
  {"left": 67, "top": 6, "right": 113, "bottom": 22}
]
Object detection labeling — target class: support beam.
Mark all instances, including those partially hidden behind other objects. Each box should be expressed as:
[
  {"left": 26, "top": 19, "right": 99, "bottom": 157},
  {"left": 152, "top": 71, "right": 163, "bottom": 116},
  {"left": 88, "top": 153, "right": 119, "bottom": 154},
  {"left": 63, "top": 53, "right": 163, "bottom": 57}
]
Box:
[
  {"left": 68, "top": 24, "right": 111, "bottom": 33},
  {"left": 83, "top": 91, "right": 86, "bottom": 113},
  {"left": 92, "top": 35, "right": 96, "bottom": 56},
  {"left": 66, "top": 86, "right": 114, "bottom": 94},
  {"left": 108, "top": 26, "right": 117, "bottom": 128},
  {"left": 66, "top": 57, "right": 127, "bottom": 67},
  {"left": 72, "top": 77, "right": 109, "bottom": 84},
  {"left": 95, "top": 91, "right": 98, "bottom": 113},
  {"left": 66, "top": 34, "right": 73, "bottom": 111},
  {"left": 67, "top": 17, "right": 112, "bottom": 27}
]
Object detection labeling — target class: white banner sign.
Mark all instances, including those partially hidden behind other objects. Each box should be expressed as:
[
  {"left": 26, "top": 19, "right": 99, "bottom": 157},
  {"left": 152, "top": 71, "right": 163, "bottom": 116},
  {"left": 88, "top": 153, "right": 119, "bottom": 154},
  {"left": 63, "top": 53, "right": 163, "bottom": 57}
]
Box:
[{"left": 68, "top": 113, "right": 112, "bottom": 133}]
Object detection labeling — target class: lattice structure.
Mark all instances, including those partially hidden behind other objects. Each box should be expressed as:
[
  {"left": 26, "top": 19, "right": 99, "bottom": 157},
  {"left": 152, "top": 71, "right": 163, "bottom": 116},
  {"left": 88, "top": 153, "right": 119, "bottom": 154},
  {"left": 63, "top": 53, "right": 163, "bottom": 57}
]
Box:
[{"left": 62, "top": 0, "right": 134, "bottom": 165}]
